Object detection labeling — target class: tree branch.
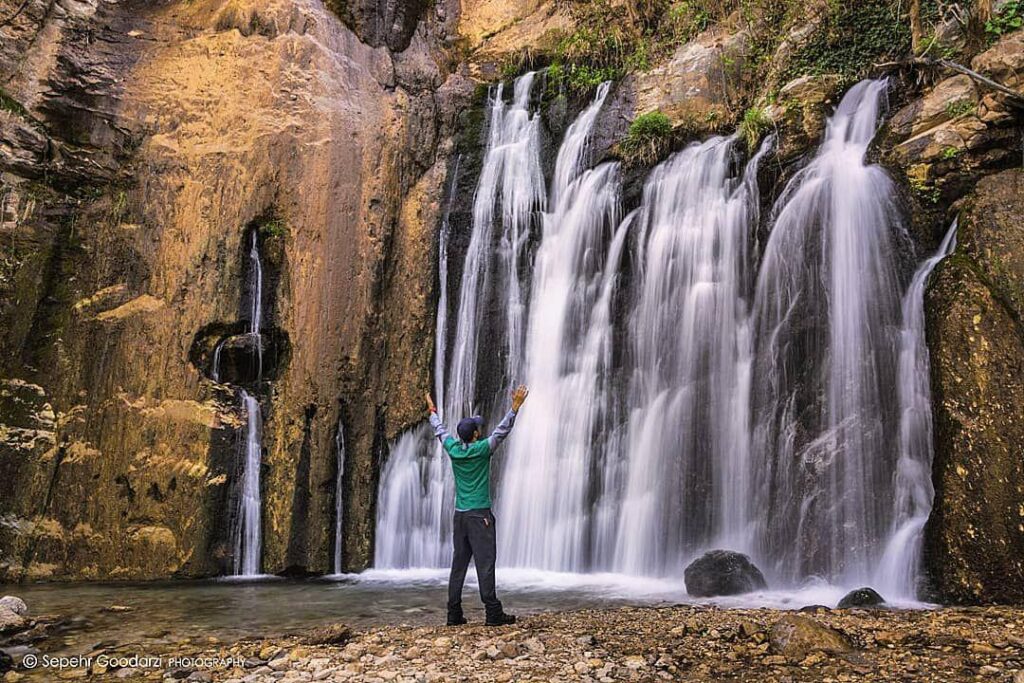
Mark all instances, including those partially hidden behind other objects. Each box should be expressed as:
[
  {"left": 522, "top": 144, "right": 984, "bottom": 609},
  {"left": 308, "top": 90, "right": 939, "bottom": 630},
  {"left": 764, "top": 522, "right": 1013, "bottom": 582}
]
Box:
[{"left": 875, "top": 56, "right": 1024, "bottom": 108}]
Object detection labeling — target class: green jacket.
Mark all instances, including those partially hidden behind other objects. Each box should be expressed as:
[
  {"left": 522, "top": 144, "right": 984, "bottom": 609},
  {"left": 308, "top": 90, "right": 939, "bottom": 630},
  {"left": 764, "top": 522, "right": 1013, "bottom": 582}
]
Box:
[{"left": 429, "top": 409, "right": 518, "bottom": 510}]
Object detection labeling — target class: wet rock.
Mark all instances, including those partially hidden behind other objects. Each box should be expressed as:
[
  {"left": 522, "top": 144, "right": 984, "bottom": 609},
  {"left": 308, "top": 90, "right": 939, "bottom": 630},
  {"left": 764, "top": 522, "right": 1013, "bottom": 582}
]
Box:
[
  {"left": 769, "top": 615, "right": 853, "bottom": 660},
  {"left": 799, "top": 605, "right": 831, "bottom": 613},
  {"left": 837, "top": 588, "right": 885, "bottom": 609},
  {"left": 300, "top": 624, "right": 352, "bottom": 646},
  {"left": 101, "top": 605, "right": 133, "bottom": 613},
  {"left": 0, "top": 608, "right": 25, "bottom": 635},
  {"left": 0, "top": 599, "right": 26, "bottom": 617},
  {"left": 925, "top": 168, "right": 1024, "bottom": 604},
  {"left": 684, "top": 550, "right": 768, "bottom": 597}
]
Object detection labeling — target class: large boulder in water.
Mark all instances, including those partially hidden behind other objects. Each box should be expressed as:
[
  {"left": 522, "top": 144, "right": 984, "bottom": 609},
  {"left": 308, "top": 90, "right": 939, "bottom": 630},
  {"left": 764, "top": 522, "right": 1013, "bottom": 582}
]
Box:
[
  {"left": 837, "top": 587, "right": 885, "bottom": 609},
  {"left": 684, "top": 550, "right": 768, "bottom": 597},
  {"left": 925, "top": 168, "right": 1024, "bottom": 604}
]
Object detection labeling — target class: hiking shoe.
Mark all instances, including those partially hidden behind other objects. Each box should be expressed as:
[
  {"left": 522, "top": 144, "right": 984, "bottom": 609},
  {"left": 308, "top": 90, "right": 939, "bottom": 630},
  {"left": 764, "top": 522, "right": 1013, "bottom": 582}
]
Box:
[
  {"left": 446, "top": 615, "right": 467, "bottom": 626},
  {"left": 485, "top": 612, "right": 516, "bottom": 627}
]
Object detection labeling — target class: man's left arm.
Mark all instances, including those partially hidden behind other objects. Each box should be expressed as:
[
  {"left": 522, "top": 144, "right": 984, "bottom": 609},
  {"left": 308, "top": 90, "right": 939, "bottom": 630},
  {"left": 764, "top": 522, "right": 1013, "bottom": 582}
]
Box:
[
  {"left": 486, "top": 409, "right": 518, "bottom": 452},
  {"left": 486, "top": 384, "right": 528, "bottom": 452}
]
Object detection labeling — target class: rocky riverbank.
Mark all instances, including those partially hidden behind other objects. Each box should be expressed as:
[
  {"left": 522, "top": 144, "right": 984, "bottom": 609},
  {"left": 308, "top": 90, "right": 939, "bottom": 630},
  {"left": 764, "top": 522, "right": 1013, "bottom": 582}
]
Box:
[{"left": 7, "top": 602, "right": 1022, "bottom": 682}]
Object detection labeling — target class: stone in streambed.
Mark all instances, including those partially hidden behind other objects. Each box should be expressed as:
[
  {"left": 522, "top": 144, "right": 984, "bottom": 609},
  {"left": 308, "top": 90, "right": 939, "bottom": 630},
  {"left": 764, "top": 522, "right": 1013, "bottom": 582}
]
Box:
[
  {"left": 769, "top": 615, "right": 853, "bottom": 660},
  {"left": 837, "top": 587, "right": 885, "bottom": 609},
  {"left": 0, "top": 608, "right": 26, "bottom": 635},
  {"left": 300, "top": 623, "right": 352, "bottom": 646},
  {"left": 0, "top": 599, "right": 26, "bottom": 617},
  {"left": 684, "top": 550, "right": 767, "bottom": 597}
]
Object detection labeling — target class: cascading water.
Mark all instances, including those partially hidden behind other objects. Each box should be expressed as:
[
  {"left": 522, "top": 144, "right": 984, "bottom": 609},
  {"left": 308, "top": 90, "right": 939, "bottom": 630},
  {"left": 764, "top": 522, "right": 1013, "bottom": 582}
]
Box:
[
  {"left": 751, "top": 79, "right": 905, "bottom": 584},
  {"left": 375, "top": 74, "right": 546, "bottom": 569},
  {"left": 233, "top": 389, "right": 263, "bottom": 576},
  {"left": 448, "top": 73, "right": 545, "bottom": 413},
  {"left": 333, "top": 421, "right": 346, "bottom": 575},
  {"left": 375, "top": 75, "right": 936, "bottom": 599},
  {"left": 614, "top": 136, "right": 770, "bottom": 577},
  {"left": 229, "top": 230, "right": 266, "bottom": 577},
  {"left": 495, "top": 82, "right": 619, "bottom": 572},
  {"left": 874, "top": 220, "right": 958, "bottom": 599},
  {"left": 248, "top": 230, "right": 264, "bottom": 379}
]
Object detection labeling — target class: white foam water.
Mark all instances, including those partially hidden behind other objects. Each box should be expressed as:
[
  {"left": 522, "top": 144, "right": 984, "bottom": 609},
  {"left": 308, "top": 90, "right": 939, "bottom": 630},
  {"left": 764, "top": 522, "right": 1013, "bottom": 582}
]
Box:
[
  {"left": 233, "top": 390, "right": 263, "bottom": 576},
  {"left": 874, "top": 220, "right": 958, "bottom": 599}
]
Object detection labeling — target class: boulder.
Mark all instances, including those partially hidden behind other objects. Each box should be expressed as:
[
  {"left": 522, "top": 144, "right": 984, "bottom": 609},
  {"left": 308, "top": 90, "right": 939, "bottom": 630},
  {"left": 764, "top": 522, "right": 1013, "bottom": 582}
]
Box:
[
  {"left": 924, "top": 169, "right": 1024, "bottom": 604},
  {"left": 684, "top": 550, "right": 767, "bottom": 597},
  {"left": 769, "top": 615, "right": 853, "bottom": 660},
  {"left": 836, "top": 587, "right": 885, "bottom": 609},
  {"left": 0, "top": 597, "right": 27, "bottom": 616}
]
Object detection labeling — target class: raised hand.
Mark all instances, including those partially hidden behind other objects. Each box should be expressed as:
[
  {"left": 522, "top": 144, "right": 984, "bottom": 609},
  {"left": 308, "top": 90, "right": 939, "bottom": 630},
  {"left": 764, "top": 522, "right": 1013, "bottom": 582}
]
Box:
[
  {"left": 425, "top": 392, "right": 437, "bottom": 413},
  {"left": 511, "top": 385, "right": 529, "bottom": 411}
]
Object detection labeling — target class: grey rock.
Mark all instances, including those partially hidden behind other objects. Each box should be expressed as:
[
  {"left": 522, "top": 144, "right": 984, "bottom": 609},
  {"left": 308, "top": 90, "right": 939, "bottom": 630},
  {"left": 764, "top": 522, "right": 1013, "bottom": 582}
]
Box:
[{"left": 684, "top": 550, "right": 768, "bottom": 597}]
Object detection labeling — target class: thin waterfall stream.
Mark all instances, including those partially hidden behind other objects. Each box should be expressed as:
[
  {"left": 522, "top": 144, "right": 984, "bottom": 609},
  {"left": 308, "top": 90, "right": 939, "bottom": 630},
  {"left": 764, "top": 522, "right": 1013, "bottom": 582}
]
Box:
[
  {"left": 875, "top": 220, "right": 959, "bottom": 599},
  {"left": 333, "top": 422, "right": 346, "bottom": 575},
  {"left": 225, "top": 230, "right": 266, "bottom": 577},
  {"left": 373, "top": 75, "right": 943, "bottom": 602}
]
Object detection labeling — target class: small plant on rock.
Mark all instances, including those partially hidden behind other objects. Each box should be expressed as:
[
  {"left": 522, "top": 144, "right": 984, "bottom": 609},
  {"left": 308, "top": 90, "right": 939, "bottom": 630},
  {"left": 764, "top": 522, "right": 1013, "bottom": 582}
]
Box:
[
  {"left": 944, "top": 98, "right": 976, "bottom": 119},
  {"left": 986, "top": 0, "right": 1024, "bottom": 38},
  {"left": 739, "top": 106, "right": 772, "bottom": 152},
  {"left": 260, "top": 217, "right": 287, "bottom": 239},
  {"left": 620, "top": 110, "right": 673, "bottom": 165}
]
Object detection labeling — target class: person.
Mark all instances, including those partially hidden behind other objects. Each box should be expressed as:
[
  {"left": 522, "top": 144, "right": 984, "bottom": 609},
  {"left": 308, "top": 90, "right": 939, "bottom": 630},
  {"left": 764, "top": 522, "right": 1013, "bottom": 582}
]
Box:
[{"left": 426, "top": 384, "right": 529, "bottom": 627}]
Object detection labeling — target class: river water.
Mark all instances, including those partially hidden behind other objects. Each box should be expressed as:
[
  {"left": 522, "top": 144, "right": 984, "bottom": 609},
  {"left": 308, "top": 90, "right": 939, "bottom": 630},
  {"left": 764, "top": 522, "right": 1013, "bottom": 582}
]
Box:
[{"left": 4, "top": 569, "right": 924, "bottom": 658}]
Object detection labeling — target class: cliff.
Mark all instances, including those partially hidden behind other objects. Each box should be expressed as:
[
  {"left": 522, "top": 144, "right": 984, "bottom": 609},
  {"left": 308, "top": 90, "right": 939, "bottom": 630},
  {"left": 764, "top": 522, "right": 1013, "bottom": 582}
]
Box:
[{"left": 1, "top": 0, "right": 1023, "bottom": 599}]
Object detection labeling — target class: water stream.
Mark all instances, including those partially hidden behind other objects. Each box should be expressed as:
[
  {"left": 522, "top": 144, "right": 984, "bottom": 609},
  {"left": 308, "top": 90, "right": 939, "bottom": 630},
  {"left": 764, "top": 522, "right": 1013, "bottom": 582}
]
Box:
[
  {"left": 875, "top": 220, "right": 958, "bottom": 599},
  {"left": 233, "top": 390, "right": 263, "bottom": 577},
  {"left": 229, "top": 231, "right": 266, "bottom": 577},
  {"left": 374, "top": 75, "right": 941, "bottom": 602},
  {"left": 333, "top": 422, "right": 346, "bottom": 576}
]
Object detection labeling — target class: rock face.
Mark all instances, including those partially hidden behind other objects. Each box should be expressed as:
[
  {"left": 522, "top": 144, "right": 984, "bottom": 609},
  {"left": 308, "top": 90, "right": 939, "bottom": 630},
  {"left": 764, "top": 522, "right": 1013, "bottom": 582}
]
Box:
[
  {"left": 769, "top": 615, "right": 853, "bottom": 660},
  {"left": 684, "top": 550, "right": 768, "bottom": 597},
  {"left": 924, "top": 168, "right": 1024, "bottom": 604},
  {"left": 836, "top": 588, "right": 885, "bottom": 609},
  {"left": 0, "top": 0, "right": 468, "bottom": 580}
]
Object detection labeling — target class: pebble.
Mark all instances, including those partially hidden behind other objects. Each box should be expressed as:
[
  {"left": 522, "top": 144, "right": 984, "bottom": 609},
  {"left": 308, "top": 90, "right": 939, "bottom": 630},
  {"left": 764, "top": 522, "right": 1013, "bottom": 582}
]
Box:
[{"left": 66, "top": 604, "right": 1024, "bottom": 683}]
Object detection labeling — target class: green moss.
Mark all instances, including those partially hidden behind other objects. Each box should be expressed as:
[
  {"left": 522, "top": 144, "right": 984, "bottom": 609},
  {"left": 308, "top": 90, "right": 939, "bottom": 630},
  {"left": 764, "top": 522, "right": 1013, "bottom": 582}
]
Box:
[
  {"left": 739, "top": 106, "right": 772, "bottom": 152},
  {"left": 0, "top": 87, "right": 30, "bottom": 120},
  {"left": 259, "top": 217, "right": 287, "bottom": 239},
  {"left": 944, "top": 98, "right": 976, "bottom": 119},
  {"left": 619, "top": 110, "right": 673, "bottom": 165},
  {"left": 777, "top": 0, "right": 912, "bottom": 86},
  {"left": 940, "top": 146, "right": 961, "bottom": 161}
]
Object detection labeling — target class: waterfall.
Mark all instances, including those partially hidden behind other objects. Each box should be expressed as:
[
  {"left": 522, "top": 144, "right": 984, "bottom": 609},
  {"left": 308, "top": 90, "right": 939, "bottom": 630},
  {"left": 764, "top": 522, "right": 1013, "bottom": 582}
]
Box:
[
  {"left": 874, "top": 220, "right": 958, "bottom": 599},
  {"left": 751, "top": 79, "right": 905, "bottom": 584},
  {"left": 229, "top": 230, "right": 266, "bottom": 577},
  {"left": 233, "top": 390, "right": 263, "bottom": 576},
  {"left": 496, "top": 163, "right": 623, "bottom": 571},
  {"left": 614, "top": 136, "right": 770, "bottom": 576},
  {"left": 494, "top": 79, "right": 618, "bottom": 572},
  {"left": 375, "top": 74, "right": 546, "bottom": 568},
  {"left": 211, "top": 339, "right": 226, "bottom": 383},
  {"left": 248, "top": 230, "right": 264, "bottom": 379},
  {"left": 447, "top": 73, "right": 545, "bottom": 414},
  {"left": 375, "top": 76, "right": 933, "bottom": 596},
  {"left": 435, "top": 155, "right": 460, "bottom": 414},
  {"left": 333, "top": 421, "right": 346, "bottom": 575}
]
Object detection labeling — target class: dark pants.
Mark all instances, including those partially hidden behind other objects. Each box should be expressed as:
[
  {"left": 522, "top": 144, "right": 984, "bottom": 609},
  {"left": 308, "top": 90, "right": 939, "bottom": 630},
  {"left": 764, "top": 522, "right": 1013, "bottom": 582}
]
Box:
[{"left": 447, "top": 508, "right": 502, "bottom": 620}]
